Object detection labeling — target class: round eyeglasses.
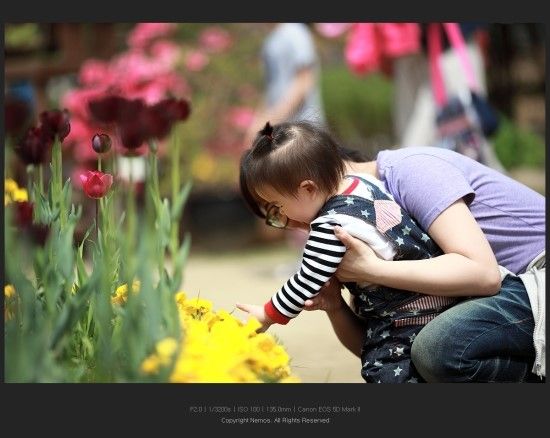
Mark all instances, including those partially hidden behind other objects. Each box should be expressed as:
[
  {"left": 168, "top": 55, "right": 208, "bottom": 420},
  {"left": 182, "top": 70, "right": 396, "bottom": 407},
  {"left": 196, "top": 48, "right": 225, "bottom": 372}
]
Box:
[{"left": 264, "top": 203, "right": 289, "bottom": 229}]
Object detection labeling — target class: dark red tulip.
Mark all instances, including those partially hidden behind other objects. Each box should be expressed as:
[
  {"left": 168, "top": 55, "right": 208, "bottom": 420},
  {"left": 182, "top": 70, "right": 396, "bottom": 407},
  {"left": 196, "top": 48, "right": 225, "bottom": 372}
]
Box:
[
  {"left": 15, "top": 126, "right": 52, "bottom": 165},
  {"left": 119, "top": 120, "right": 147, "bottom": 150},
  {"left": 79, "top": 170, "right": 113, "bottom": 199},
  {"left": 156, "top": 98, "right": 191, "bottom": 122},
  {"left": 92, "top": 133, "right": 112, "bottom": 154},
  {"left": 11, "top": 201, "right": 49, "bottom": 246},
  {"left": 88, "top": 95, "right": 127, "bottom": 124},
  {"left": 39, "top": 109, "right": 71, "bottom": 142},
  {"left": 117, "top": 98, "right": 147, "bottom": 122},
  {"left": 143, "top": 105, "right": 172, "bottom": 140},
  {"left": 145, "top": 98, "right": 191, "bottom": 140},
  {"left": 15, "top": 200, "right": 34, "bottom": 227}
]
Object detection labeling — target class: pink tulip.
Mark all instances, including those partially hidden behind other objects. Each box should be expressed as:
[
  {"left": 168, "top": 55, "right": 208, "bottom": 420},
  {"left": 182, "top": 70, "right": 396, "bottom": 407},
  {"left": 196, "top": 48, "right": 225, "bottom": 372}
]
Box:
[{"left": 79, "top": 170, "right": 113, "bottom": 199}]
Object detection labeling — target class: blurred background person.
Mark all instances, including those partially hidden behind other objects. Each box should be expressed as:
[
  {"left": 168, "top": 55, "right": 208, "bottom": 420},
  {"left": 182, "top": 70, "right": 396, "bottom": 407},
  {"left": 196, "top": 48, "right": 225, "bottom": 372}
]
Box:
[{"left": 244, "top": 23, "right": 326, "bottom": 145}]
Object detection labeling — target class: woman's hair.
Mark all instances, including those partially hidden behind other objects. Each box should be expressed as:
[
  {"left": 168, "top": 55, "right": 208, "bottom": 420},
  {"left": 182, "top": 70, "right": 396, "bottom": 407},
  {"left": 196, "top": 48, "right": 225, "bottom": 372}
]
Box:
[{"left": 239, "top": 121, "right": 369, "bottom": 218}]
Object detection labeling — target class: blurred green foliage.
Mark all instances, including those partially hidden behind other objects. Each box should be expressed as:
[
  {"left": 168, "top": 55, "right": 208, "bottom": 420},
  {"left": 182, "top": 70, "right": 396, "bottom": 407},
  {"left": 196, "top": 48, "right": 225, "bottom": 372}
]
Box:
[
  {"left": 321, "top": 65, "right": 394, "bottom": 151},
  {"left": 492, "top": 116, "right": 545, "bottom": 170}
]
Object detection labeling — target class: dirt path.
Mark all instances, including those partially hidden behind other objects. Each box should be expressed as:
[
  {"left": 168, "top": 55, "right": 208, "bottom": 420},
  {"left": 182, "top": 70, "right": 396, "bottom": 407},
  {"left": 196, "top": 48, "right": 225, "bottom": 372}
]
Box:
[{"left": 180, "top": 244, "right": 364, "bottom": 383}]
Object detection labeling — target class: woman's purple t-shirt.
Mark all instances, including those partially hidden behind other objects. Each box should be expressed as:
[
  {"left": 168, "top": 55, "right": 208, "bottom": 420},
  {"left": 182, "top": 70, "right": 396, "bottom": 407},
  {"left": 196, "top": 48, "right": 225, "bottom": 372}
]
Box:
[{"left": 376, "top": 147, "right": 545, "bottom": 274}]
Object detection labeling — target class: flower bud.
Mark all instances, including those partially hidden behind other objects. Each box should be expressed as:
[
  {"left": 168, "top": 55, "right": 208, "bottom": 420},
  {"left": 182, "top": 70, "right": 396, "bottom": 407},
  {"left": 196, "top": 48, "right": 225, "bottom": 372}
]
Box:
[{"left": 92, "top": 133, "right": 112, "bottom": 154}]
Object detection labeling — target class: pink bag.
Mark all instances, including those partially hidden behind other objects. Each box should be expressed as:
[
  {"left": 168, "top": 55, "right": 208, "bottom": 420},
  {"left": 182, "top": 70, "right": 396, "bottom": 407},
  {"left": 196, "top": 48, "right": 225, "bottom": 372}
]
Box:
[
  {"left": 378, "top": 23, "right": 421, "bottom": 58},
  {"left": 345, "top": 23, "right": 421, "bottom": 76},
  {"left": 345, "top": 23, "right": 381, "bottom": 75}
]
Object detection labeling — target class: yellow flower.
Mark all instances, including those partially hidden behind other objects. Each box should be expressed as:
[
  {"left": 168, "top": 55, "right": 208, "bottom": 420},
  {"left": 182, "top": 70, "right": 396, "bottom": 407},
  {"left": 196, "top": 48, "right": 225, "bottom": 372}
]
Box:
[
  {"left": 181, "top": 297, "right": 213, "bottom": 319},
  {"left": 149, "top": 290, "right": 301, "bottom": 383},
  {"left": 4, "top": 284, "right": 15, "bottom": 298},
  {"left": 5, "top": 178, "right": 19, "bottom": 194},
  {"left": 12, "top": 188, "right": 28, "bottom": 202},
  {"left": 175, "top": 291, "right": 187, "bottom": 306},
  {"left": 5, "top": 194, "right": 11, "bottom": 206},
  {"left": 4, "top": 285, "right": 17, "bottom": 322},
  {"left": 190, "top": 153, "right": 216, "bottom": 183},
  {"left": 71, "top": 284, "right": 78, "bottom": 295},
  {"left": 141, "top": 355, "right": 161, "bottom": 374},
  {"left": 156, "top": 337, "right": 178, "bottom": 365},
  {"left": 111, "top": 280, "right": 141, "bottom": 305}
]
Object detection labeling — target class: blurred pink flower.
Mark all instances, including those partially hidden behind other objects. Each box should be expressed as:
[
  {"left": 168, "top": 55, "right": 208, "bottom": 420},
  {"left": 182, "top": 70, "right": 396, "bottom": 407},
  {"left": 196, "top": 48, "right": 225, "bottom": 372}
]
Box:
[
  {"left": 227, "top": 106, "right": 254, "bottom": 131},
  {"left": 79, "top": 59, "right": 112, "bottom": 87},
  {"left": 111, "top": 51, "right": 165, "bottom": 85},
  {"left": 120, "top": 72, "right": 189, "bottom": 104},
  {"left": 185, "top": 50, "right": 209, "bottom": 72},
  {"left": 127, "top": 23, "right": 177, "bottom": 49},
  {"left": 314, "top": 23, "right": 352, "bottom": 38},
  {"left": 199, "top": 26, "right": 232, "bottom": 53},
  {"left": 150, "top": 40, "right": 181, "bottom": 66}
]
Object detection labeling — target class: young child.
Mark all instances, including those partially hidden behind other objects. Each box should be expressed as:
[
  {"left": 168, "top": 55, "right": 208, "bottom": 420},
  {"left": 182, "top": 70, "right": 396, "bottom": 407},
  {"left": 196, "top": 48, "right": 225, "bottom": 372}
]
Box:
[{"left": 238, "top": 120, "right": 460, "bottom": 383}]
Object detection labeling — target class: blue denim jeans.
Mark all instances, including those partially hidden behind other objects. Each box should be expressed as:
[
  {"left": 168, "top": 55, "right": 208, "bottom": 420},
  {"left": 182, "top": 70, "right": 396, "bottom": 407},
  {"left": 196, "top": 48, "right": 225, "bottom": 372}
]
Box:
[{"left": 410, "top": 275, "right": 543, "bottom": 383}]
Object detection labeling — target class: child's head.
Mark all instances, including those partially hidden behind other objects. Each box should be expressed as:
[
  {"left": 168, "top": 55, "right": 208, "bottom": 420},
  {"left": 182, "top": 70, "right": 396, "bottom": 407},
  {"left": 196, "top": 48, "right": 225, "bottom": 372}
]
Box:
[{"left": 243, "top": 121, "right": 345, "bottom": 224}]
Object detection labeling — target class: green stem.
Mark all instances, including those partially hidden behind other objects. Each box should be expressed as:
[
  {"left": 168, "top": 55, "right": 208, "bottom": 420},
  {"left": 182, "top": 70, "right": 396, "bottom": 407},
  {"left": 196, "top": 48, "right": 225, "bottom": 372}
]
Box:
[
  {"left": 149, "top": 149, "right": 164, "bottom": 278},
  {"left": 98, "top": 156, "right": 102, "bottom": 172},
  {"left": 96, "top": 199, "right": 99, "bottom": 245},
  {"left": 26, "top": 164, "right": 35, "bottom": 202},
  {"left": 38, "top": 164, "right": 44, "bottom": 198},
  {"left": 170, "top": 125, "right": 181, "bottom": 255},
  {"left": 52, "top": 138, "right": 65, "bottom": 229},
  {"left": 151, "top": 150, "right": 160, "bottom": 199},
  {"left": 126, "top": 167, "right": 136, "bottom": 279}
]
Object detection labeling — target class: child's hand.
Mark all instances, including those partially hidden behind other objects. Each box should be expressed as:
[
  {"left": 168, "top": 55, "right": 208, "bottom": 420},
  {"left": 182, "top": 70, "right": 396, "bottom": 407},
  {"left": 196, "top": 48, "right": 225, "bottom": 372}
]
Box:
[{"left": 235, "top": 303, "right": 274, "bottom": 333}]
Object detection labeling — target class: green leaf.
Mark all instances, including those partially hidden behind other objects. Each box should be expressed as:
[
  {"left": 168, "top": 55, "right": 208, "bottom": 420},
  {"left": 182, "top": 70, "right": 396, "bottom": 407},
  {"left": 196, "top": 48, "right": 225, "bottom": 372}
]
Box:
[{"left": 170, "top": 180, "right": 193, "bottom": 221}]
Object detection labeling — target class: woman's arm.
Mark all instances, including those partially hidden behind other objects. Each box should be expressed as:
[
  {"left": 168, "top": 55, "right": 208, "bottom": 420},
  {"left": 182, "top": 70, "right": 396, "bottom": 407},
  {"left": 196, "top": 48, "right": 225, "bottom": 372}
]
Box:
[
  {"left": 304, "top": 280, "right": 366, "bottom": 357},
  {"left": 334, "top": 200, "right": 502, "bottom": 296}
]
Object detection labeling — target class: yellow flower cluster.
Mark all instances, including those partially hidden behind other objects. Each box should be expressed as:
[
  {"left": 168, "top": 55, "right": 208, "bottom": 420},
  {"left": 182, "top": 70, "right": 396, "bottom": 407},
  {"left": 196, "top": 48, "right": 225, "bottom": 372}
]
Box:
[
  {"left": 4, "top": 284, "right": 17, "bottom": 321},
  {"left": 140, "top": 291, "right": 300, "bottom": 383},
  {"left": 111, "top": 280, "right": 141, "bottom": 305},
  {"left": 5, "top": 178, "right": 28, "bottom": 206}
]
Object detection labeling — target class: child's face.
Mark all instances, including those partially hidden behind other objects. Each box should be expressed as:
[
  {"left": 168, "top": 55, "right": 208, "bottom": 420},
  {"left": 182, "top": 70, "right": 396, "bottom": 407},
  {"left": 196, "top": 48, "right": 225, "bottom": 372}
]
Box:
[{"left": 257, "top": 182, "right": 325, "bottom": 225}]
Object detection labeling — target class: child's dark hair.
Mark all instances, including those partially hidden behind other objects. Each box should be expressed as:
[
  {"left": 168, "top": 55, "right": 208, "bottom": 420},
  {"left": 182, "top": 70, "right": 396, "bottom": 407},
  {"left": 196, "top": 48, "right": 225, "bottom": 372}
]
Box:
[{"left": 244, "top": 121, "right": 346, "bottom": 198}]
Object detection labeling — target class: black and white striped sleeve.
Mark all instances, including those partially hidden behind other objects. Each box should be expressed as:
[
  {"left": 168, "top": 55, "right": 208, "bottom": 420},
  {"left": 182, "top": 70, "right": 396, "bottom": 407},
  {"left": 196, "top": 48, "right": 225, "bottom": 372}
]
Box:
[{"left": 264, "top": 221, "right": 347, "bottom": 324}]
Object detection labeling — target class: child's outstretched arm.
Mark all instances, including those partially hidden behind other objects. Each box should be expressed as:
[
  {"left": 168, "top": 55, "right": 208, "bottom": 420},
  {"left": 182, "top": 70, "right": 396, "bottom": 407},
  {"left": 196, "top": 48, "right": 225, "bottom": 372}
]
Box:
[{"left": 263, "top": 221, "right": 347, "bottom": 325}]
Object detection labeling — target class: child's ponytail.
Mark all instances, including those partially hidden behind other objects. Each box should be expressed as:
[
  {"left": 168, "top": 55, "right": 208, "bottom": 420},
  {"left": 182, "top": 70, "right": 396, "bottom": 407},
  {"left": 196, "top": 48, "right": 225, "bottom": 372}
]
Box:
[{"left": 252, "top": 121, "right": 275, "bottom": 157}]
